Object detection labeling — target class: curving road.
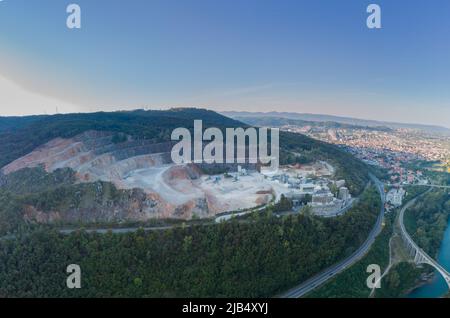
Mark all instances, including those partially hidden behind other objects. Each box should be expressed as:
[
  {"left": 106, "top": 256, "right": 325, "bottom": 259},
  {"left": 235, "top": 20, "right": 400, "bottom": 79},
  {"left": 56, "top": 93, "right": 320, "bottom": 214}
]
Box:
[{"left": 280, "top": 174, "right": 385, "bottom": 298}]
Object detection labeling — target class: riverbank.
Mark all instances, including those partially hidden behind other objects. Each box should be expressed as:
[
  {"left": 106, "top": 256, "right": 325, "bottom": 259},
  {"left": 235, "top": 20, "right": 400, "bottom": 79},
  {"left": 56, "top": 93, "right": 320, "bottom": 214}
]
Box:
[
  {"left": 374, "top": 186, "right": 448, "bottom": 298},
  {"left": 407, "top": 215, "right": 450, "bottom": 298}
]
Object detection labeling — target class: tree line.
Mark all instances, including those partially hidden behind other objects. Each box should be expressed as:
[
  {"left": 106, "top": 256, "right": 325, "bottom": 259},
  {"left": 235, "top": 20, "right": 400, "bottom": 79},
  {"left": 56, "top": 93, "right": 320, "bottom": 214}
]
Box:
[{"left": 0, "top": 187, "right": 380, "bottom": 298}]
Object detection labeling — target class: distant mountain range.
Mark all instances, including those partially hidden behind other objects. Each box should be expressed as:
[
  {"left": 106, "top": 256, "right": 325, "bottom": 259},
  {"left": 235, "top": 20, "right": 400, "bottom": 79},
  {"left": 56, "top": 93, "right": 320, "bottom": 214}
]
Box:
[
  {"left": 227, "top": 116, "right": 394, "bottom": 133},
  {"left": 222, "top": 111, "right": 450, "bottom": 135}
]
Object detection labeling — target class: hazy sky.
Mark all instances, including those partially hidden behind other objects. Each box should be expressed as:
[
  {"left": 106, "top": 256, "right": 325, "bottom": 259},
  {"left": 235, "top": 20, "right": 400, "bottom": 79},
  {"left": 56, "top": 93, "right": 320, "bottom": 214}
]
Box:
[{"left": 0, "top": 0, "right": 449, "bottom": 127}]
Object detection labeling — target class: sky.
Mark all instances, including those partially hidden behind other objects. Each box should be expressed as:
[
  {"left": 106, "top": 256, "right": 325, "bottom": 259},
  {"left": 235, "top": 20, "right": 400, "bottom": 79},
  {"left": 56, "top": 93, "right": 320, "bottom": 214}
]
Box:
[{"left": 0, "top": 0, "right": 449, "bottom": 127}]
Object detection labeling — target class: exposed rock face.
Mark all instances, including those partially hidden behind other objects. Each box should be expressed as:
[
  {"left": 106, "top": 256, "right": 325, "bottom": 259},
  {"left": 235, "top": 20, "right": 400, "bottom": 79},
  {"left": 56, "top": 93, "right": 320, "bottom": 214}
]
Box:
[
  {"left": 2, "top": 131, "right": 174, "bottom": 176},
  {"left": 2, "top": 131, "right": 272, "bottom": 222}
]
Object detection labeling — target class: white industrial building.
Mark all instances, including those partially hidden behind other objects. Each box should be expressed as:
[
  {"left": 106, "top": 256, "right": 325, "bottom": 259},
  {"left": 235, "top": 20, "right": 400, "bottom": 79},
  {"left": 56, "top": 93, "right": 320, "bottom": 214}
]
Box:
[
  {"left": 386, "top": 188, "right": 406, "bottom": 207},
  {"left": 338, "top": 187, "right": 350, "bottom": 201}
]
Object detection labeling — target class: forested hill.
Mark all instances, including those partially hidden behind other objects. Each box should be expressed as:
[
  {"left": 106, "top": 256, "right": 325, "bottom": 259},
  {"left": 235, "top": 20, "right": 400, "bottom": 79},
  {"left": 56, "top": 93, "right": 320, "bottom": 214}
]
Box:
[
  {"left": 0, "top": 108, "right": 370, "bottom": 193},
  {"left": 0, "top": 108, "right": 244, "bottom": 169}
]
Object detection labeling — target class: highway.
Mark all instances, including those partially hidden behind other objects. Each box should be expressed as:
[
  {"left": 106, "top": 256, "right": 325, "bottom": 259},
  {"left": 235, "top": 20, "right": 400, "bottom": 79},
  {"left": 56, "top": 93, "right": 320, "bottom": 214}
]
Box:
[{"left": 280, "top": 174, "right": 386, "bottom": 298}]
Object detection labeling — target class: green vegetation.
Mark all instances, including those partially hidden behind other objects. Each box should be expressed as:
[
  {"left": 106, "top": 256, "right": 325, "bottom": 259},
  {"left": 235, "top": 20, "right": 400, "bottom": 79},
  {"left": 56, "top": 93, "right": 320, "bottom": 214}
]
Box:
[
  {"left": 0, "top": 166, "right": 152, "bottom": 236},
  {"left": 272, "top": 195, "right": 293, "bottom": 212},
  {"left": 0, "top": 166, "right": 75, "bottom": 195},
  {"left": 404, "top": 159, "right": 450, "bottom": 175},
  {"left": 307, "top": 214, "right": 391, "bottom": 298},
  {"left": 0, "top": 109, "right": 244, "bottom": 169},
  {"left": 375, "top": 262, "right": 423, "bottom": 298},
  {"left": 0, "top": 191, "right": 26, "bottom": 236},
  {"left": 421, "top": 169, "right": 450, "bottom": 186},
  {"left": 111, "top": 132, "right": 128, "bottom": 144},
  {"left": 0, "top": 186, "right": 380, "bottom": 298},
  {"left": 403, "top": 185, "right": 430, "bottom": 203},
  {"left": 0, "top": 167, "right": 76, "bottom": 235},
  {"left": 404, "top": 189, "right": 450, "bottom": 257},
  {"left": 20, "top": 181, "right": 128, "bottom": 213}
]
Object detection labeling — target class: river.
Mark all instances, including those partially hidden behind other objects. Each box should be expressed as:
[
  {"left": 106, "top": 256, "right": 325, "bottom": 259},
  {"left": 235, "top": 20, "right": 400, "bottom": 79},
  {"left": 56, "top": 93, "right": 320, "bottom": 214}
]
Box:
[{"left": 408, "top": 218, "right": 450, "bottom": 298}]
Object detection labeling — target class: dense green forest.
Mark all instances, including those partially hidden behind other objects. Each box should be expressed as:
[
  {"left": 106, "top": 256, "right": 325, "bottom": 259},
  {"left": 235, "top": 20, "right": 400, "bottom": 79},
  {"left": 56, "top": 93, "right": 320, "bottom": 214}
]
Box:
[
  {"left": 307, "top": 213, "right": 391, "bottom": 298},
  {"left": 0, "top": 167, "right": 126, "bottom": 235},
  {"left": 0, "top": 186, "right": 380, "bottom": 297},
  {"left": 0, "top": 109, "right": 243, "bottom": 168},
  {"left": 0, "top": 167, "right": 76, "bottom": 195},
  {"left": 404, "top": 189, "right": 450, "bottom": 257},
  {"left": 403, "top": 185, "right": 430, "bottom": 203},
  {"left": 375, "top": 262, "right": 423, "bottom": 298}
]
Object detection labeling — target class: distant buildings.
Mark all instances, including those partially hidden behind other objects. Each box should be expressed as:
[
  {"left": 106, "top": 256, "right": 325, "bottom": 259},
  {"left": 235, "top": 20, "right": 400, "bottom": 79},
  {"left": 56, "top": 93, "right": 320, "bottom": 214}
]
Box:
[
  {"left": 263, "top": 163, "right": 353, "bottom": 217},
  {"left": 386, "top": 188, "right": 406, "bottom": 207},
  {"left": 338, "top": 187, "right": 350, "bottom": 201},
  {"left": 334, "top": 180, "right": 346, "bottom": 188},
  {"left": 300, "top": 183, "right": 316, "bottom": 194},
  {"left": 282, "top": 125, "right": 448, "bottom": 183},
  {"left": 312, "top": 190, "right": 334, "bottom": 205}
]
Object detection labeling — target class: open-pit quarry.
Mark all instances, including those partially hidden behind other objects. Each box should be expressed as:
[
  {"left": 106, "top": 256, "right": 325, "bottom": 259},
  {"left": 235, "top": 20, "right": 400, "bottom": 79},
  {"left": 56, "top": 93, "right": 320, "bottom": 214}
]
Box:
[{"left": 1, "top": 131, "right": 289, "bottom": 220}]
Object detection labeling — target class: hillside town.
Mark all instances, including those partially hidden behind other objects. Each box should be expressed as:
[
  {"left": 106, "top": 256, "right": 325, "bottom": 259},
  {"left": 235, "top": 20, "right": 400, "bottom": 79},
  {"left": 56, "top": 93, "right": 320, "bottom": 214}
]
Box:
[
  {"left": 277, "top": 124, "right": 450, "bottom": 214},
  {"left": 282, "top": 125, "right": 449, "bottom": 183}
]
